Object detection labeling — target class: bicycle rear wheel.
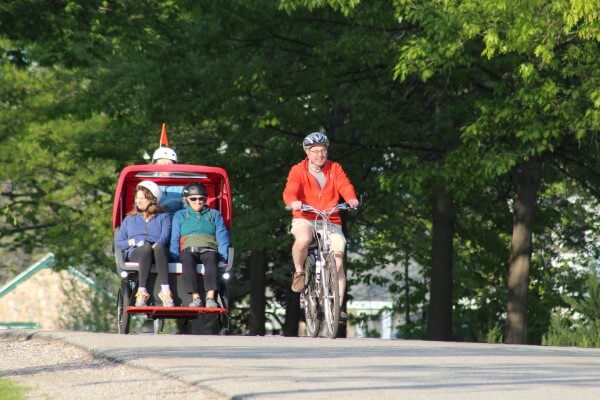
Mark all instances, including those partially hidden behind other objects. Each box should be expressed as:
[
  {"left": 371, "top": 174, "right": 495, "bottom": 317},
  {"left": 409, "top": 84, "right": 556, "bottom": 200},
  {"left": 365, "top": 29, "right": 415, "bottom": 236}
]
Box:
[
  {"left": 303, "top": 254, "right": 320, "bottom": 337},
  {"left": 322, "top": 253, "right": 340, "bottom": 338}
]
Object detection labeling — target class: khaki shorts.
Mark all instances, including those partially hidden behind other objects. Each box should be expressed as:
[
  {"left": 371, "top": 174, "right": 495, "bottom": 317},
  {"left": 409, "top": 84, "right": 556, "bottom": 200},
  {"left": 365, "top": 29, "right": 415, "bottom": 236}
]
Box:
[{"left": 290, "top": 218, "right": 346, "bottom": 253}]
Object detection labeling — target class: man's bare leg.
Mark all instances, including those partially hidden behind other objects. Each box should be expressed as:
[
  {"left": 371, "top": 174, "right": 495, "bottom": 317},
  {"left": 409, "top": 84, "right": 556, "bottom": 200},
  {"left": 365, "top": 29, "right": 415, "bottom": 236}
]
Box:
[
  {"left": 292, "top": 223, "right": 312, "bottom": 273},
  {"left": 291, "top": 223, "right": 313, "bottom": 292}
]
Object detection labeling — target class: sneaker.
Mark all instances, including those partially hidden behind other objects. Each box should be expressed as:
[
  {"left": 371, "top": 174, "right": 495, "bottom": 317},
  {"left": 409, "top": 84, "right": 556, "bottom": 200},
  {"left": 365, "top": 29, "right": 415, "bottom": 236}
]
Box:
[
  {"left": 135, "top": 291, "right": 150, "bottom": 307},
  {"left": 205, "top": 298, "right": 219, "bottom": 308},
  {"left": 158, "top": 291, "right": 175, "bottom": 307},
  {"left": 291, "top": 271, "right": 305, "bottom": 293},
  {"left": 189, "top": 297, "right": 203, "bottom": 307}
]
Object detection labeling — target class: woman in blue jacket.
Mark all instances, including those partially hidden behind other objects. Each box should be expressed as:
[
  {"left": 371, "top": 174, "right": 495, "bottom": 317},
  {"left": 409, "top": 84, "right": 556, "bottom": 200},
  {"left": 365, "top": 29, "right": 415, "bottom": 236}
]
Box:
[
  {"left": 170, "top": 183, "right": 230, "bottom": 308},
  {"left": 116, "top": 181, "right": 174, "bottom": 307}
]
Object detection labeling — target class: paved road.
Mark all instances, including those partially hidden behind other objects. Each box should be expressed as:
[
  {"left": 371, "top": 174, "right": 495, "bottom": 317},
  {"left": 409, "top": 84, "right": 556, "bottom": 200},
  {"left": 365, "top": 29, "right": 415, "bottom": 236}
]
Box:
[{"left": 3, "top": 329, "right": 600, "bottom": 399}]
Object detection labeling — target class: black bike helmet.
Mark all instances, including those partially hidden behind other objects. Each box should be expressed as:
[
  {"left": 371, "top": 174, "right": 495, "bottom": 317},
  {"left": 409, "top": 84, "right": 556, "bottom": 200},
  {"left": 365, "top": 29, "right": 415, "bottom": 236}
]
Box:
[
  {"left": 302, "top": 132, "right": 329, "bottom": 149},
  {"left": 183, "top": 182, "right": 207, "bottom": 197}
]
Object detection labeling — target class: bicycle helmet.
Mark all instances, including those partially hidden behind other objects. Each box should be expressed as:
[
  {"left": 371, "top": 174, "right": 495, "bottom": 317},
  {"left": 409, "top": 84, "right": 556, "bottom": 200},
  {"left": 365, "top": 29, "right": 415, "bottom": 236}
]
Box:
[
  {"left": 136, "top": 181, "right": 162, "bottom": 202},
  {"left": 152, "top": 146, "right": 178, "bottom": 163},
  {"left": 183, "top": 182, "right": 208, "bottom": 197},
  {"left": 302, "top": 132, "right": 329, "bottom": 149}
]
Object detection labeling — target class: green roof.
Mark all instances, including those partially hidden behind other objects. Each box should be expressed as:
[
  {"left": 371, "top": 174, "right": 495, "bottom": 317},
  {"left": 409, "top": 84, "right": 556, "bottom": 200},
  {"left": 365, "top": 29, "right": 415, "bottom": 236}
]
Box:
[
  {"left": 0, "top": 253, "right": 55, "bottom": 299},
  {"left": 0, "top": 253, "right": 112, "bottom": 299}
]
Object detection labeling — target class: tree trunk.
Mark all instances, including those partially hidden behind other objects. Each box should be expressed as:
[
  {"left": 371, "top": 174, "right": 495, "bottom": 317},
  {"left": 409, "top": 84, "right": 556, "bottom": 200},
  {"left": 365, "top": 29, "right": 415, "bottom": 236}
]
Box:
[
  {"left": 337, "top": 218, "right": 352, "bottom": 339},
  {"left": 283, "top": 291, "right": 301, "bottom": 336},
  {"left": 427, "top": 185, "right": 455, "bottom": 341},
  {"left": 404, "top": 252, "right": 410, "bottom": 326},
  {"left": 505, "top": 156, "right": 543, "bottom": 344},
  {"left": 248, "top": 249, "right": 266, "bottom": 336}
]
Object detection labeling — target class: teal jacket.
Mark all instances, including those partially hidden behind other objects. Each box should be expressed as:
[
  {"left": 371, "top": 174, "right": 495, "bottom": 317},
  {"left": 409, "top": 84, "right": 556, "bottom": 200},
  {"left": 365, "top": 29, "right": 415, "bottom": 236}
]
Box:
[{"left": 169, "top": 204, "right": 230, "bottom": 262}]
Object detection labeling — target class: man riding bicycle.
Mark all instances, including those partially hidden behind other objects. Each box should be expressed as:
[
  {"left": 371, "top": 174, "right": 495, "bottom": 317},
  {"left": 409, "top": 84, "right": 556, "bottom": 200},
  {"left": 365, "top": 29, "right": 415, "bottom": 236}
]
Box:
[{"left": 283, "top": 131, "right": 359, "bottom": 307}]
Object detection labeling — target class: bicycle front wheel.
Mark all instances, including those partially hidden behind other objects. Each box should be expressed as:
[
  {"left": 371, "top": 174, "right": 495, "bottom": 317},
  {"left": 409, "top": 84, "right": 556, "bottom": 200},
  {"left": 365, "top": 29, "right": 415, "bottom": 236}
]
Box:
[
  {"left": 303, "top": 254, "right": 321, "bottom": 337},
  {"left": 322, "top": 253, "right": 340, "bottom": 338}
]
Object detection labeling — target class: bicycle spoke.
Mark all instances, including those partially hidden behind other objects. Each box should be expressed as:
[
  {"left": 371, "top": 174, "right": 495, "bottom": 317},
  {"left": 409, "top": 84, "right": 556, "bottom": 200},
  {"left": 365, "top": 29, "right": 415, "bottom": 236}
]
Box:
[
  {"left": 303, "top": 254, "right": 320, "bottom": 337},
  {"left": 322, "top": 253, "right": 340, "bottom": 338}
]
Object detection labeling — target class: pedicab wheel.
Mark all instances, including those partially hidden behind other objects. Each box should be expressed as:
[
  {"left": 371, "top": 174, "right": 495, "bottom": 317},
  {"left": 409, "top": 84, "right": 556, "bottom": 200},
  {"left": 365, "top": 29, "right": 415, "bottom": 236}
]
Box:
[
  {"left": 176, "top": 318, "right": 191, "bottom": 334},
  {"left": 303, "top": 255, "right": 320, "bottom": 337},
  {"left": 219, "top": 327, "right": 231, "bottom": 335},
  {"left": 322, "top": 253, "right": 340, "bottom": 339},
  {"left": 117, "top": 286, "right": 131, "bottom": 334},
  {"left": 218, "top": 314, "right": 231, "bottom": 335},
  {"left": 153, "top": 318, "right": 164, "bottom": 334}
]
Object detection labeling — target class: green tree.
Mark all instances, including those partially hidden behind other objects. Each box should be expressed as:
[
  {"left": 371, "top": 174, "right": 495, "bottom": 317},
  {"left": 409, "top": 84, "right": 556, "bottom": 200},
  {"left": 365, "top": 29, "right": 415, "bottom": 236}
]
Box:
[
  {"left": 544, "top": 266, "right": 600, "bottom": 348},
  {"left": 0, "top": 37, "right": 116, "bottom": 274}
]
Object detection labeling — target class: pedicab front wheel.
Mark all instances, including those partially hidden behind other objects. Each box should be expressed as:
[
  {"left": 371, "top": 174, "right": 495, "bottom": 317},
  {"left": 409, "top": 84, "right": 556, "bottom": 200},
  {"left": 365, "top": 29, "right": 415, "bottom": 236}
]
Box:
[
  {"left": 117, "top": 286, "right": 131, "bottom": 334},
  {"left": 153, "top": 318, "right": 164, "bottom": 334}
]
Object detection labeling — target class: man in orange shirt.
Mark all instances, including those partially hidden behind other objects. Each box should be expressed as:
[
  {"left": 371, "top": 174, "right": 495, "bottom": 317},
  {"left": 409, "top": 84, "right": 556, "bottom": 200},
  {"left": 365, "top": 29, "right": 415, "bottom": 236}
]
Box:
[{"left": 283, "top": 132, "right": 359, "bottom": 303}]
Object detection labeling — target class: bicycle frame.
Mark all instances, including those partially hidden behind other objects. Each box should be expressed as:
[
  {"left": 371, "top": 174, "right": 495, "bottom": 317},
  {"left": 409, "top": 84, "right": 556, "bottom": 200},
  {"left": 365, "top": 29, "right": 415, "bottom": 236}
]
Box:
[{"left": 296, "top": 203, "right": 351, "bottom": 338}]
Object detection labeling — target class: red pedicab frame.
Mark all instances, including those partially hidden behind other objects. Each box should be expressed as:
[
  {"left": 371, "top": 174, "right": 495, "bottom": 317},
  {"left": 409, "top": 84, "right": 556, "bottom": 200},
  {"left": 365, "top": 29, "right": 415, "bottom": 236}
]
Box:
[{"left": 112, "top": 164, "right": 234, "bottom": 334}]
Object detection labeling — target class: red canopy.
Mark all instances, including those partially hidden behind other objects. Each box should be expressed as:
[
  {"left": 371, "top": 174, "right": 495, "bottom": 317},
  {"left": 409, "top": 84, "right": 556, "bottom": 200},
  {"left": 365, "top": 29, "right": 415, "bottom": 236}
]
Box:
[{"left": 112, "top": 164, "right": 232, "bottom": 229}]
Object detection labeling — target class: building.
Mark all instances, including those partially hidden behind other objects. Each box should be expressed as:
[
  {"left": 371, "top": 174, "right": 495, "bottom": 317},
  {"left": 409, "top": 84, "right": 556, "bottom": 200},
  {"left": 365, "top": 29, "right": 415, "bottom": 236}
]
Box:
[{"left": 0, "top": 253, "right": 105, "bottom": 330}]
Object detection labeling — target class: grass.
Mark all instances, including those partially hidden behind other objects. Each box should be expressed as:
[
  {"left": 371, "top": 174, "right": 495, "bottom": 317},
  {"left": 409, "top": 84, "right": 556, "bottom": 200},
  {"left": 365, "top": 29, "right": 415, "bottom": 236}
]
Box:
[{"left": 0, "top": 377, "right": 26, "bottom": 400}]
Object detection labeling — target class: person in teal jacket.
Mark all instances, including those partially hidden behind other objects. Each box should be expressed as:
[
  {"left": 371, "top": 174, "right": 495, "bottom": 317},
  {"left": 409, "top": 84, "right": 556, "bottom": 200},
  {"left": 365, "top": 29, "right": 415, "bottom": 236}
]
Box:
[{"left": 170, "top": 183, "right": 230, "bottom": 308}]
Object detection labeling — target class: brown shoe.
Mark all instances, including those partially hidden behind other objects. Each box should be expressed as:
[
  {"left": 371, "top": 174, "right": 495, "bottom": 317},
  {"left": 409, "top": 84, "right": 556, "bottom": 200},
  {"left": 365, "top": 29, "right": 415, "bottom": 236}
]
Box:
[{"left": 291, "top": 271, "right": 305, "bottom": 292}]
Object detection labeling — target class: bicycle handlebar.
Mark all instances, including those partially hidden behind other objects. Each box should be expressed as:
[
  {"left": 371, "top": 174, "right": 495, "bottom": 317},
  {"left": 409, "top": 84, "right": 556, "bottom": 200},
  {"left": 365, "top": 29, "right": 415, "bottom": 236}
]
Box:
[{"left": 284, "top": 202, "right": 355, "bottom": 215}]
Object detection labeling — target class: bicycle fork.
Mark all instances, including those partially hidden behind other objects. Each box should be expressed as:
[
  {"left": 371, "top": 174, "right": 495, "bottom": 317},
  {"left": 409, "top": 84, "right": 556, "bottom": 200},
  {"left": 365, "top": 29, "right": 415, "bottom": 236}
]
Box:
[{"left": 300, "top": 249, "right": 322, "bottom": 309}]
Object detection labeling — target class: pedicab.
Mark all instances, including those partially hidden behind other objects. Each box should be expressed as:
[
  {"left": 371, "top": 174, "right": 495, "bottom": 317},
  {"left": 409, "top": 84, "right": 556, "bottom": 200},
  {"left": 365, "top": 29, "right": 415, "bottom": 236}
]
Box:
[{"left": 112, "top": 163, "right": 234, "bottom": 334}]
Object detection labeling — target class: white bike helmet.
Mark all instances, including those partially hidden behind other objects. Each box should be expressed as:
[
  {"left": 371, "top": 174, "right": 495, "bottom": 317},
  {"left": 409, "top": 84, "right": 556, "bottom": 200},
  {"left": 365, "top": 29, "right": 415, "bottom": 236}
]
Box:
[
  {"left": 302, "top": 132, "right": 329, "bottom": 149},
  {"left": 152, "top": 146, "right": 178, "bottom": 163},
  {"left": 136, "top": 181, "right": 162, "bottom": 202}
]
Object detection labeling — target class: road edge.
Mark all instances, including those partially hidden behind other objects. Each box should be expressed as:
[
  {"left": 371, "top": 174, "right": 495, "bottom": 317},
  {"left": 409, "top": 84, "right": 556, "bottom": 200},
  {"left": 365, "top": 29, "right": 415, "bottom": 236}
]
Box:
[{"left": 0, "top": 329, "right": 229, "bottom": 400}]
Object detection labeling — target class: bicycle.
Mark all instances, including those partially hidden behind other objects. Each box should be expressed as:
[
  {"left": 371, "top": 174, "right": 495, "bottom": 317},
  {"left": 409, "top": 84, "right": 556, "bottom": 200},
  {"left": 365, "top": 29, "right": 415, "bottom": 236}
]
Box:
[{"left": 288, "top": 202, "right": 352, "bottom": 339}]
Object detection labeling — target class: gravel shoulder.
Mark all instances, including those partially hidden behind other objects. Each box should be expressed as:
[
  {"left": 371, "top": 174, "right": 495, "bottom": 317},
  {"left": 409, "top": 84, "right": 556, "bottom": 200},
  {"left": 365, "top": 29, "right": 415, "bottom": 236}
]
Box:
[{"left": 0, "top": 334, "right": 225, "bottom": 400}]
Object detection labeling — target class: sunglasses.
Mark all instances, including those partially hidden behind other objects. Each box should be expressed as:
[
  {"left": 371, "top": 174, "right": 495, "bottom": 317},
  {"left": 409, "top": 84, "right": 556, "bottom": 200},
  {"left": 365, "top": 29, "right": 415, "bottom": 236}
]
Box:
[{"left": 188, "top": 196, "right": 207, "bottom": 202}]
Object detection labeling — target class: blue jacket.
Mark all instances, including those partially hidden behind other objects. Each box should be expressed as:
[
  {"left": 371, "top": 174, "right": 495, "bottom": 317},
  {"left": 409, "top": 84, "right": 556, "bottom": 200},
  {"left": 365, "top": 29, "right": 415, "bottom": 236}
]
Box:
[
  {"left": 116, "top": 212, "right": 172, "bottom": 260},
  {"left": 170, "top": 205, "right": 230, "bottom": 262},
  {"left": 159, "top": 185, "right": 184, "bottom": 215}
]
